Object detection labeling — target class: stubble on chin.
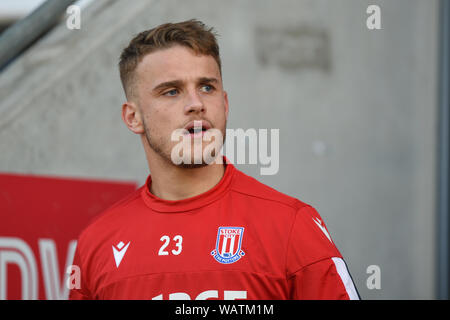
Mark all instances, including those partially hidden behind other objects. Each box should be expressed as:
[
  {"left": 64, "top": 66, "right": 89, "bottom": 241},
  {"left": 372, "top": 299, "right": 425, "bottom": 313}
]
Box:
[
  {"left": 142, "top": 121, "right": 172, "bottom": 164},
  {"left": 144, "top": 120, "right": 228, "bottom": 168}
]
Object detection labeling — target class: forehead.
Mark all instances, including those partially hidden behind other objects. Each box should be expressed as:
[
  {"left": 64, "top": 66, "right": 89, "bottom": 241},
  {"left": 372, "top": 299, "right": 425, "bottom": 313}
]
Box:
[{"left": 135, "top": 45, "right": 221, "bottom": 86}]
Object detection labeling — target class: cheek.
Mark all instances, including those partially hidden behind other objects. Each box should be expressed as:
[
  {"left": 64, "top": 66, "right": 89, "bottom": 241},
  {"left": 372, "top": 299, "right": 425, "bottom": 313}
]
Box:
[
  {"left": 212, "top": 99, "right": 228, "bottom": 125},
  {"left": 144, "top": 108, "right": 180, "bottom": 137},
  {"left": 143, "top": 105, "right": 166, "bottom": 126}
]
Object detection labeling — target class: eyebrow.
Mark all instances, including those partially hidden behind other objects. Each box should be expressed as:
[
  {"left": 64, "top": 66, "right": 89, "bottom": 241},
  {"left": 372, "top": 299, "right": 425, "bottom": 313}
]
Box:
[
  {"left": 198, "top": 77, "right": 219, "bottom": 84},
  {"left": 152, "top": 80, "right": 183, "bottom": 93},
  {"left": 151, "top": 77, "right": 220, "bottom": 93}
]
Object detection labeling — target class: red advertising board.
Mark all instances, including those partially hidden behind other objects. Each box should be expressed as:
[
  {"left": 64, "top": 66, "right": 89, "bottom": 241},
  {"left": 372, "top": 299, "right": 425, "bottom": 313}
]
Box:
[{"left": 0, "top": 173, "right": 137, "bottom": 300}]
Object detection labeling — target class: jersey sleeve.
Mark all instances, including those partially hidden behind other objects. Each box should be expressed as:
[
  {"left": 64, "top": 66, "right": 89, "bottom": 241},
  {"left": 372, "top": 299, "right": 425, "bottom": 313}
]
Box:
[
  {"left": 69, "top": 243, "right": 94, "bottom": 300},
  {"left": 286, "top": 205, "right": 359, "bottom": 300}
]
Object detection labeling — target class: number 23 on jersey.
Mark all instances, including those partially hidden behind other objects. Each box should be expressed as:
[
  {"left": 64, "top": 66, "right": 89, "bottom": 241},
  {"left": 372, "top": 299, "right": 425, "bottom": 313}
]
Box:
[{"left": 158, "top": 235, "right": 183, "bottom": 256}]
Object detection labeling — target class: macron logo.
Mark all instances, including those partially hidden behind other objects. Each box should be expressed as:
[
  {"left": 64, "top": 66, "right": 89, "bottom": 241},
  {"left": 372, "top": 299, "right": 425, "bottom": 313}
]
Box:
[
  {"left": 313, "top": 217, "right": 333, "bottom": 243},
  {"left": 112, "top": 241, "right": 130, "bottom": 268}
]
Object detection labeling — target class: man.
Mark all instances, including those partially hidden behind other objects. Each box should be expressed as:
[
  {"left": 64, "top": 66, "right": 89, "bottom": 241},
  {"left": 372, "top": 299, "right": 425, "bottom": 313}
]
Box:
[{"left": 69, "top": 19, "right": 359, "bottom": 300}]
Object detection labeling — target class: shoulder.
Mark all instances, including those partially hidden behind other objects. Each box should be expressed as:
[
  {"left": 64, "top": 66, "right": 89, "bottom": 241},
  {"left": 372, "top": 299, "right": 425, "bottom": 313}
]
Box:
[
  {"left": 229, "top": 168, "right": 340, "bottom": 266},
  {"left": 230, "top": 168, "right": 309, "bottom": 212},
  {"left": 75, "top": 187, "right": 143, "bottom": 251},
  {"left": 229, "top": 167, "right": 335, "bottom": 241},
  {"left": 230, "top": 168, "right": 330, "bottom": 237}
]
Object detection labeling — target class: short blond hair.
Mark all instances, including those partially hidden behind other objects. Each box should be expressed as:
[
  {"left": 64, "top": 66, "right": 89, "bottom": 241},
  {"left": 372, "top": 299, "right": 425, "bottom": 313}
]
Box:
[{"left": 119, "top": 19, "right": 221, "bottom": 99}]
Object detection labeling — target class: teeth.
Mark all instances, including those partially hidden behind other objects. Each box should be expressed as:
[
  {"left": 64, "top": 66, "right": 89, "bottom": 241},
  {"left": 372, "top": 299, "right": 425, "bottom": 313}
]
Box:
[
  {"left": 186, "top": 123, "right": 208, "bottom": 134},
  {"left": 187, "top": 127, "right": 203, "bottom": 134}
]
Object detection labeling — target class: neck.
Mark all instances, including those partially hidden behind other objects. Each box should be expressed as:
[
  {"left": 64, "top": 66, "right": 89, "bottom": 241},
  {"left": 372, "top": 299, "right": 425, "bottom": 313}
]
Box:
[{"left": 145, "top": 149, "right": 226, "bottom": 201}]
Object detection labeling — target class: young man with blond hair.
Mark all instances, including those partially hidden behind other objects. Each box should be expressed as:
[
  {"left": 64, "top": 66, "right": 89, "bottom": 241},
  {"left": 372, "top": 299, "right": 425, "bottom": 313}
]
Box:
[{"left": 69, "top": 19, "right": 359, "bottom": 300}]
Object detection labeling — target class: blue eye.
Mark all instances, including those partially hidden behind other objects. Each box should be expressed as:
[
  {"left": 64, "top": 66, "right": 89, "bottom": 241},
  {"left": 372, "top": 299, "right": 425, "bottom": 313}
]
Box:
[
  {"left": 201, "top": 85, "right": 213, "bottom": 92},
  {"left": 164, "top": 89, "right": 178, "bottom": 96}
]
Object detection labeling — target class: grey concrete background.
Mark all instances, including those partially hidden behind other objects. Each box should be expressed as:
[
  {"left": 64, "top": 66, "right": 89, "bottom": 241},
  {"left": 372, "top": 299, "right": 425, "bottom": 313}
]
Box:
[{"left": 0, "top": 0, "right": 439, "bottom": 299}]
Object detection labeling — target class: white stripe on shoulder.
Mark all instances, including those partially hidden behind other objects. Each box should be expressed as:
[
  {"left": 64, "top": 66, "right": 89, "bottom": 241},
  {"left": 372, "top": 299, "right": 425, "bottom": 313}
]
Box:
[{"left": 331, "top": 257, "right": 359, "bottom": 300}]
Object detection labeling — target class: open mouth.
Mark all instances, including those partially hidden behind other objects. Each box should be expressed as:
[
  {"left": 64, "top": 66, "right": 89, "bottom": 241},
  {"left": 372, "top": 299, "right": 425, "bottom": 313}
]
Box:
[
  {"left": 184, "top": 120, "right": 211, "bottom": 136},
  {"left": 187, "top": 127, "right": 207, "bottom": 134}
]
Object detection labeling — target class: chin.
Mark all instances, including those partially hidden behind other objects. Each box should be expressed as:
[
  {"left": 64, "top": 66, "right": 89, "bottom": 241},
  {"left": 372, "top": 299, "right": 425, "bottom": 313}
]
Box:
[
  {"left": 177, "top": 163, "right": 209, "bottom": 169},
  {"left": 177, "top": 152, "right": 222, "bottom": 168}
]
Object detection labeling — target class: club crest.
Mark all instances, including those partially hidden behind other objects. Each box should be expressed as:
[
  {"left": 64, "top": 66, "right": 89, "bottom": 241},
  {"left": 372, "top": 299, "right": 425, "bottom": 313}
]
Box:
[{"left": 211, "top": 227, "right": 245, "bottom": 264}]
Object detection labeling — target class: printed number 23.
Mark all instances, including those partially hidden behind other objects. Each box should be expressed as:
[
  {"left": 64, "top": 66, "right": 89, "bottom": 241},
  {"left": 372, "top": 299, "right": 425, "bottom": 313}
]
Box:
[{"left": 159, "top": 235, "right": 183, "bottom": 256}]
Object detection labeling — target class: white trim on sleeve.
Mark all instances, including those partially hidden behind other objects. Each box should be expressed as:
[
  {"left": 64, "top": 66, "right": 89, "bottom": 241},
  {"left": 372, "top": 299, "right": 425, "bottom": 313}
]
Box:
[{"left": 331, "top": 257, "right": 359, "bottom": 300}]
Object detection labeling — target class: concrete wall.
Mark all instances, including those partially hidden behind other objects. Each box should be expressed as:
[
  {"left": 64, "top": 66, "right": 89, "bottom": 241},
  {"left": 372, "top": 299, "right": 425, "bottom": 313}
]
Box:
[{"left": 0, "top": 0, "right": 439, "bottom": 299}]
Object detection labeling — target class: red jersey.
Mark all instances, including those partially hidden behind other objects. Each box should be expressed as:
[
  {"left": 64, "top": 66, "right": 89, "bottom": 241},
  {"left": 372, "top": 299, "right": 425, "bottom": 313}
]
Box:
[{"left": 69, "top": 161, "right": 359, "bottom": 300}]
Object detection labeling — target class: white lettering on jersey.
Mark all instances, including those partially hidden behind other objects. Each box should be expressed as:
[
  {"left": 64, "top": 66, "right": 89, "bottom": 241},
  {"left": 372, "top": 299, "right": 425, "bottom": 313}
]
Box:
[
  {"left": 224, "top": 290, "right": 247, "bottom": 300},
  {"left": 158, "top": 235, "right": 183, "bottom": 256},
  {"left": 159, "top": 236, "right": 170, "bottom": 256},
  {"left": 112, "top": 241, "right": 130, "bottom": 268},
  {"left": 171, "top": 235, "right": 183, "bottom": 255},
  {"left": 151, "top": 290, "right": 247, "bottom": 300}
]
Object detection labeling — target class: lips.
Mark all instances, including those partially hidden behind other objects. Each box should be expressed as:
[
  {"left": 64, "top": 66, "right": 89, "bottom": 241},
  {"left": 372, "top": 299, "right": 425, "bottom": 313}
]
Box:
[{"left": 183, "top": 120, "right": 211, "bottom": 135}]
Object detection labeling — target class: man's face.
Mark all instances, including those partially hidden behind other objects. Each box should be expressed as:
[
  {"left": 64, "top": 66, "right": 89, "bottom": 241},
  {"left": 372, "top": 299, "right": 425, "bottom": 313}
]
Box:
[{"left": 133, "top": 45, "right": 229, "bottom": 167}]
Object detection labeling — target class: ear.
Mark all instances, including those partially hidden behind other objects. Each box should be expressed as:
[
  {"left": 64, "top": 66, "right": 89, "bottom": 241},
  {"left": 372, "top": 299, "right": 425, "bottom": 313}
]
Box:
[
  {"left": 223, "top": 91, "right": 229, "bottom": 120},
  {"left": 122, "top": 101, "right": 145, "bottom": 134}
]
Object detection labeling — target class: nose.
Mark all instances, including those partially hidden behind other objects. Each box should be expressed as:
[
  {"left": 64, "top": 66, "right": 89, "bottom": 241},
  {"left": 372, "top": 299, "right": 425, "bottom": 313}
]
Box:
[{"left": 184, "top": 89, "right": 205, "bottom": 114}]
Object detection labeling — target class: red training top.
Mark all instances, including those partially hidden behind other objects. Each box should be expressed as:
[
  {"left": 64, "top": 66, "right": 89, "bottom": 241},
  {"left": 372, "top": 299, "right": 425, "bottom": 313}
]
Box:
[{"left": 69, "top": 160, "right": 359, "bottom": 300}]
